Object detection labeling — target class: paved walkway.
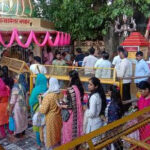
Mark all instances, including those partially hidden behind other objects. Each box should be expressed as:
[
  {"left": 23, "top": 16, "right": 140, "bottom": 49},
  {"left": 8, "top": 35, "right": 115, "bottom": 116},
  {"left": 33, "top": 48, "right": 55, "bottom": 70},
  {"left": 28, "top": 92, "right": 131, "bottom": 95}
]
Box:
[{"left": 0, "top": 127, "right": 38, "bottom": 150}]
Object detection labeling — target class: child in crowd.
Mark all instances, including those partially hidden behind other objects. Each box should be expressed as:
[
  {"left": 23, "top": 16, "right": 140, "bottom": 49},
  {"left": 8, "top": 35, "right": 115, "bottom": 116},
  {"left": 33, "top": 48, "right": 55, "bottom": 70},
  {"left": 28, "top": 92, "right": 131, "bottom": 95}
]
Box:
[
  {"left": 105, "top": 85, "right": 123, "bottom": 124},
  {"left": 104, "top": 85, "right": 123, "bottom": 150}
]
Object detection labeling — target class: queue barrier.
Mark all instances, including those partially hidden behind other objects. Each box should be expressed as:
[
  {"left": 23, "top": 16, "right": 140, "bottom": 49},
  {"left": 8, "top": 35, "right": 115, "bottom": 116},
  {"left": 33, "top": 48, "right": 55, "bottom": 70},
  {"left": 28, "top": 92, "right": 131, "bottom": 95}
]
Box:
[
  {"left": 0, "top": 56, "right": 30, "bottom": 73},
  {"left": 1, "top": 57, "right": 150, "bottom": 100},
  {"left": 30, "top": 65, "right": 120, "bottom": 94},
  {"left": 119, "top": 75, "right": 150, "bottom": 101},
  {"left": 54, "top": 106, "right": 150, "bottom": 150},
  {"left": 0, "top": 57, "right": 120, "bottom": 96},
  {"left": 2, "top": 57, "right": 150, "bottom": 149}
]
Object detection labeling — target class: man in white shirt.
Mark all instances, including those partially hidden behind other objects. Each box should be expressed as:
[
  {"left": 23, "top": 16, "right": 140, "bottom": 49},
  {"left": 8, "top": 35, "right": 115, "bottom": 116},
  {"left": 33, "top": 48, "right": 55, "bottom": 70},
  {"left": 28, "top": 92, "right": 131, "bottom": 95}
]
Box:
[
  {"left": 82, "top": 47, "right": 98, "bottom": 76},
  {"left": 94, "top": 51, "right": 106, "bottom": 68},
  {"left": 116, "top": 49, "right": 132, "bottom": 111},
  {"left": 134, "top": 51, "right": 150, "bottom": 87},
  {"left": 112, "top": 46, "right": 123, "bottom": 67},
  {"left": 95, "top": 52, "right": 111, "bottom": 79},
  {"left": 30, "top": 56, "right": 47, "bottom": 74},
  {"left": 82, "top": 47, "right": 97, "bottom": 91},
  {"left": 94, "top": 52, "right": 111, "bottom": 92}
]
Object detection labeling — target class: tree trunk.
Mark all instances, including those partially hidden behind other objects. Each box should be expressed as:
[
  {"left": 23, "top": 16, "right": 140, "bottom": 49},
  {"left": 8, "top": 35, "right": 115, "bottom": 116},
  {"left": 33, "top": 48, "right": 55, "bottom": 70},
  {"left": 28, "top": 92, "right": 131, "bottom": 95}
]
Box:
[{"left": 103, "top": 23, "right": 124, "bottom": 60}]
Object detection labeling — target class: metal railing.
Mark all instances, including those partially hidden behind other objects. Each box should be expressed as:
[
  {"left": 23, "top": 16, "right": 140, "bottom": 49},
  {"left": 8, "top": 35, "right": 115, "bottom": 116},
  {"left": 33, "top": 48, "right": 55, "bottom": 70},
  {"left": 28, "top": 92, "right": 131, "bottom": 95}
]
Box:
[
  {"left": 119, "top": 75, "right": 150, "bottom": 100},
  {"left": 29, "top": 65, "right": 119, "bottom": 93},
  {"left": 54, "top": 106, "right": 150, "bottom": 150},
  {"left": 30, "top": 65, "right": 150, "bottom": 101},
  {"left": 2, "top": 57, "right": 150, "bottom": 149},
  {"left": 0, "top": 56, "right": 30, "bottom": 73},
  {"left": 1, "top": 57, "right": 150, "bottom": 99},
  {"left": 1, "top": 57, "right": 150, "bottom": 100}
]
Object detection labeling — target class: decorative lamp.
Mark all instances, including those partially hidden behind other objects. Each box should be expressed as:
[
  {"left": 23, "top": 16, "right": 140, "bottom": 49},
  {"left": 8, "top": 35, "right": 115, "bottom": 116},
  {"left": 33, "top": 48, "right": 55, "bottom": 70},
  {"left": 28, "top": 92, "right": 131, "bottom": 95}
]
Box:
[{"left": 115, "top": 15, "right": 136, "bottom": 37}]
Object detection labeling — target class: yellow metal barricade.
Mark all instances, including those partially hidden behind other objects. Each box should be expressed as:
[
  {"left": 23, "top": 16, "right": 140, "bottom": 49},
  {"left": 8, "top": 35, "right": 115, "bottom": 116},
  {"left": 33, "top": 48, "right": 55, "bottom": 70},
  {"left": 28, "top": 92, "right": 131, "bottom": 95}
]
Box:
[
  {"left": 1, "top": 57, "right": 149, "bottom": 101},
  {"left": 119, "top": 75, "right": 150, "bottom": 101},
  {"left": 0, "top": 57, "right": 121, "bottom": 96},
  {"left": 54, "top": 106, "right": 150, "bottom": 150},
  {"left": 29, "top": 65, "right": 120, "bottom": 94},
  {"left": 0, "top": 56, "right": 30, "bottom": 74}
]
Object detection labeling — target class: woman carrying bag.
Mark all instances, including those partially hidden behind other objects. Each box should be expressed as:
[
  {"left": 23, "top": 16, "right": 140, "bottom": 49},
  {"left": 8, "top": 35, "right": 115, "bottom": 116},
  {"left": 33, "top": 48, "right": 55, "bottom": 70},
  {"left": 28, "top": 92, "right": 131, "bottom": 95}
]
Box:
[
  {"left": 29, "top": 74, "right": 47, "bottom": 149},
  {"left": 39, "top": 78, "right": 63, "bottom": 150},
  {"left": 59, "top": 70, "right": 84, "bottom": 144},
  {"left": 9, "top": 75, "right": 28, "bottom": 138}
]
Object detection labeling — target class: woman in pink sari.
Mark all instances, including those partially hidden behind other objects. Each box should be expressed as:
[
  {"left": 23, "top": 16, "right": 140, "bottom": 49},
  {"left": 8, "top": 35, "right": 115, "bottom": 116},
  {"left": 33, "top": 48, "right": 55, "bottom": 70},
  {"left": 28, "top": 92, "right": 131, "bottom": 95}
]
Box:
[
  {"left": 138, "top": 81, "right": 150, "bottom": 144},
  {"left": 43, "top": 47, "right": 54, "bottom": 65},
  {"left": 0, "top": 78, "right": 10, "bottom": 138},
  {"left": 59, "top": 70, "right": 84, "bottom": 144}
]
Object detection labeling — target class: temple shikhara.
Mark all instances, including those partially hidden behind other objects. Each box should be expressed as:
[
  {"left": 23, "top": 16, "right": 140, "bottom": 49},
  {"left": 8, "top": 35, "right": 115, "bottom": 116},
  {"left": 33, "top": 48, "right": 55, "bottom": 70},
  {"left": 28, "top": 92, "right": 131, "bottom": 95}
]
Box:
[{"left": 0, "top": 0, "right": 32, "bottom": 17}]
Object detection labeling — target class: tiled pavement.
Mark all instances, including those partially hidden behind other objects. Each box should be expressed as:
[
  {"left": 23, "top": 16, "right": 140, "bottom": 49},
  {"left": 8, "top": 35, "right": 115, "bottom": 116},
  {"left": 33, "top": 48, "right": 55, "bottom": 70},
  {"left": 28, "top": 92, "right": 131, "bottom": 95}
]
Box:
[{"left": 0, "top": 127, "right": 38, "bottom": 150}]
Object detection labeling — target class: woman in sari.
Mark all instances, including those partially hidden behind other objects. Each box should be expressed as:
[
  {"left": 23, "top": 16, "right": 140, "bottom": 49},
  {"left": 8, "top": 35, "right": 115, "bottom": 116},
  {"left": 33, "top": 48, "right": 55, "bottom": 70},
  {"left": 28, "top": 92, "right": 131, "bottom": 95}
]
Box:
[
  {"left": 39, "top": 78, "right": 62, "bottom": 150},
  {"left": 60, "top": 70, "right": 84, "bottom": 144},
  {"left": 0, "top": 78, "right": 10, "bottom": 138},
  {"left": 29, "top": 74, "right": 47, "bottom": 149},
  {"left": 9, "top": 74, "right": 28, "bottom": 138},
  {"left": 1, "top": 66, "right": 14, "bottom": 89},
  {"left": 137, "top": 81, "right": 150, "bottom": 144}
]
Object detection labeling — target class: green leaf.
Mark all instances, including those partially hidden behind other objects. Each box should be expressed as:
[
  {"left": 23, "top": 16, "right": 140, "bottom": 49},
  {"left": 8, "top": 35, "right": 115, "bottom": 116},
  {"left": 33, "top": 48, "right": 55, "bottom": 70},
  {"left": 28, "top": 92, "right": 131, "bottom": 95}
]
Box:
[{"left": 32, "top": 0, "right": 150, "bottom": 40}]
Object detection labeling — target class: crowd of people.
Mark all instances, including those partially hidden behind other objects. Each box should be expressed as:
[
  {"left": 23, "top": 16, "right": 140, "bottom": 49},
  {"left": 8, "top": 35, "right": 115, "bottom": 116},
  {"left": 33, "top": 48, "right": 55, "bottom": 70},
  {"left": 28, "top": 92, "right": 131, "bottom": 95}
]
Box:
[
  {"left": 0, "top": 46, "right": 150, "bottom": 150},
  {"left": 29, "top": 46, "right": 150, "bottom": 107}
]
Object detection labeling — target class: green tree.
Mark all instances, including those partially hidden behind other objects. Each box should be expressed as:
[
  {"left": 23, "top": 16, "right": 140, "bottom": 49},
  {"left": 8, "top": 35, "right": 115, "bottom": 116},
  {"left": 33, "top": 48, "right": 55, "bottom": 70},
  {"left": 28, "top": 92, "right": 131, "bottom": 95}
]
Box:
[
  {"left": 33, "top": 0, "right": 104, "bottom": 40},
  {"left": 33, "top": 0, "right": 150, "bottom": 54}
]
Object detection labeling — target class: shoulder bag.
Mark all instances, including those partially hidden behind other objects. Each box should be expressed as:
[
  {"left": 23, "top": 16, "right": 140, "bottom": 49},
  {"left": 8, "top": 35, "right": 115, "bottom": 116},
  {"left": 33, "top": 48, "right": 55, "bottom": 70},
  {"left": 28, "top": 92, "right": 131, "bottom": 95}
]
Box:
[{"left": 61, "top": 109, "right": 70, "bottom": 122}]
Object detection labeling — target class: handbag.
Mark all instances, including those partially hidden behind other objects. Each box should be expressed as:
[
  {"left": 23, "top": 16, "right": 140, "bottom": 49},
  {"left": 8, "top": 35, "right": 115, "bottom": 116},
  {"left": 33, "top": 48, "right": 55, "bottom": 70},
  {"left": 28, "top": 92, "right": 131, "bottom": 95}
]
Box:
[
  {"left": 61, "top": 109, "right": 70, "bottom": 122},
  {"left": 9, "top": 116, "right": 16, "bottom": 131},
  {"left": 32, "top": 112, "right": 45, "bottom": 127}
]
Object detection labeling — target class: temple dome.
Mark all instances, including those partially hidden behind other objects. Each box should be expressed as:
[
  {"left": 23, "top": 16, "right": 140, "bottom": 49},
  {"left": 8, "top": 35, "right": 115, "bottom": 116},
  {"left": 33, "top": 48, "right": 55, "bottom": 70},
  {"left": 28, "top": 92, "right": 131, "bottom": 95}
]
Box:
[{"left": 0, "top": 0, "right": 32, "bottom": 17}]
